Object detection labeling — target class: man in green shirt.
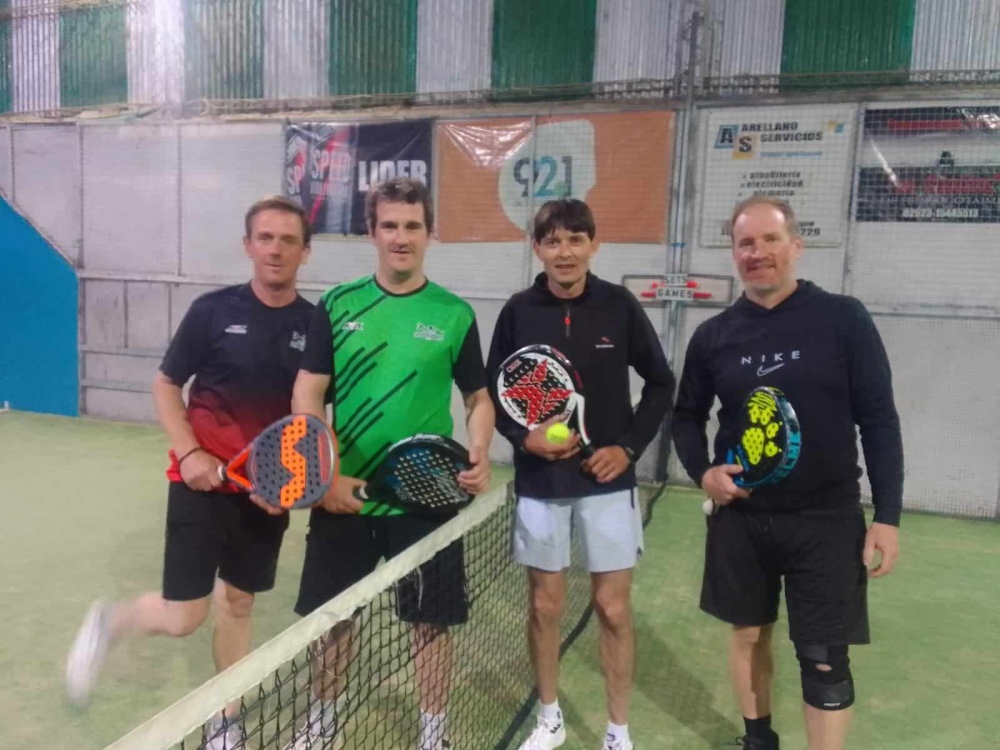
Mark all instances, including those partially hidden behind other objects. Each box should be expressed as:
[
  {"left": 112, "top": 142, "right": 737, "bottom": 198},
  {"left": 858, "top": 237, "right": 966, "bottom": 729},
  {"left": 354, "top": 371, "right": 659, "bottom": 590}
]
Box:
[{"left": 288, "top": 177, "right": 494, "bottom": 750}]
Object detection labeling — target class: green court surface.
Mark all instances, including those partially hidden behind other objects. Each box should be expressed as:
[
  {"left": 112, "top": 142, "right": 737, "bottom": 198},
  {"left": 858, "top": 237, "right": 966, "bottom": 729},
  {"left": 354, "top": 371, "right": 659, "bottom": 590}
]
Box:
[{"left": 2, "top": 411, "right": 998, "bottom": 749}]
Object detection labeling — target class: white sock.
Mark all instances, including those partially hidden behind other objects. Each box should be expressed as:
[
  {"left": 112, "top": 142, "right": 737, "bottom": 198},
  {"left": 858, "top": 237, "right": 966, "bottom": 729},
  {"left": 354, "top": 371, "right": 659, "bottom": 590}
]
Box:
[
  {"left": 539, "top": 700, "right": 562, "bottom": 724},
  {"left": 310, "top": 698, "right": 341, "bottom": 731},
  {"left": 421, "top": 711, "right": 447, "bottom": 741},
  {"left": 606, "top": 721, "right": 629, "bottom": 743}
]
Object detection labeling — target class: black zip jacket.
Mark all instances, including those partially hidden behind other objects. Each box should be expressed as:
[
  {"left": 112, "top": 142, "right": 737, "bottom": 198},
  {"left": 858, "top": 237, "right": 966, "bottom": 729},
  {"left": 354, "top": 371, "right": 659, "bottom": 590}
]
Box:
[
  {"left": 487, "top": 272, "right": 675, "bottom": 499},
  {"left": 672, "top": 280, "right": 904, "bottom": 525}
]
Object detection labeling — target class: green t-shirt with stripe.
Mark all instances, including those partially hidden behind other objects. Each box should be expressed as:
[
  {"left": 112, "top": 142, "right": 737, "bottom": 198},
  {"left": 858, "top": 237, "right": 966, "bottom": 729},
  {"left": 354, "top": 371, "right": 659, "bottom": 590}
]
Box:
[{"left": 306, "top": 276, "right": 484, "bottom": 480}]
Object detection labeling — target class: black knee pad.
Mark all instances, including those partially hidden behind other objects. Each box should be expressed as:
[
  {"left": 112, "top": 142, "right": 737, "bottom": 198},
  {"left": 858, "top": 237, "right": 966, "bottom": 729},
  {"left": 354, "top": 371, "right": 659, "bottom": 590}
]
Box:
[{"left": 795, "top": 643, "right": 855, "bottom": 711}]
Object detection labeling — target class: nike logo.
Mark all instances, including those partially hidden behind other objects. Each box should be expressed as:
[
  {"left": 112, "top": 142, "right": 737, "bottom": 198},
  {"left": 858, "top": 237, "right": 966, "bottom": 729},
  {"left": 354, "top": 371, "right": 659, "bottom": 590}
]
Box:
[{"left": 757, "top": 363, "right": 785, "bottom": 377}]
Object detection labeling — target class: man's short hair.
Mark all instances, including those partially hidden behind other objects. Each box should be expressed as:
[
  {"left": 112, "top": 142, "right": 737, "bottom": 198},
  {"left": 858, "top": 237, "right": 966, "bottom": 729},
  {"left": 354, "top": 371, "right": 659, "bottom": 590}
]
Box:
[
  {"left": 729, "top": 195, "right": 800, "bottom": 240},
  {"left": 532, "top": 199, "right": 596, "bottom": 243},
  {"left": 365, "top": 177, "right": 434, "bottom": 233},
  {"left": 244, "top": 195, "right": 311, "bottom": 245}
]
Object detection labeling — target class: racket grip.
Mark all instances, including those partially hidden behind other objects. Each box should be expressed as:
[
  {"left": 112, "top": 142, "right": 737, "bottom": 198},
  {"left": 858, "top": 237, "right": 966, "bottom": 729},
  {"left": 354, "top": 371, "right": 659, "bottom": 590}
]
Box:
[
  {"left": 352, "top": 485, "right": 368, "bottom": 501},
  {"left": 217, "top": 465, "right": 226, "bottom": 482},
  {"left": 579, "top": 442, "right": 595, "bottom": 459}
]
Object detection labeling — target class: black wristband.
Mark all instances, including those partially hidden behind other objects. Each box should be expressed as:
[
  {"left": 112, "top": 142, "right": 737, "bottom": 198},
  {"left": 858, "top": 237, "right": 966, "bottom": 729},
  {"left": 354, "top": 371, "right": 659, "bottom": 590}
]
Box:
[{"left": 177, "top": 446, "right": 203, "bottom": 466}]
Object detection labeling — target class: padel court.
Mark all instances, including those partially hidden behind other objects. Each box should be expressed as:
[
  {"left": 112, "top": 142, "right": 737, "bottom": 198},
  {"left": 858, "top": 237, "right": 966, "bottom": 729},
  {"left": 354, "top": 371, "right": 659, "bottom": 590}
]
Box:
[{"left": 2, "top": 411, "right": 997, "bottom": 749}]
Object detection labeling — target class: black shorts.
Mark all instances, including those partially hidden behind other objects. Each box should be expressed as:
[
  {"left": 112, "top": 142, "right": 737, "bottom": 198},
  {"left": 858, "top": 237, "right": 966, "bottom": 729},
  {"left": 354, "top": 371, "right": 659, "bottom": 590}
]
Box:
[
  {"left": 162, "top": 482, "right": 290, "bottom": 601},
  {"left": 295, "top": 510, "right": 468, "bottom": 627},
  {"left": 700, "top": 505, "right": 870, "bottom": 645}
]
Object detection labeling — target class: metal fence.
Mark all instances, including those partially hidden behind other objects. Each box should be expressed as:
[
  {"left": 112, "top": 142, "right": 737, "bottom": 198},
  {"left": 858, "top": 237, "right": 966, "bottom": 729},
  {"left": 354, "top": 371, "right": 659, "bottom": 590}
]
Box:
[
  {"left": 1, "top": 0, "right": 999, "bottom": 118},
  {"left": 1, "top": 1, "right": 998, "bottom": 519}
]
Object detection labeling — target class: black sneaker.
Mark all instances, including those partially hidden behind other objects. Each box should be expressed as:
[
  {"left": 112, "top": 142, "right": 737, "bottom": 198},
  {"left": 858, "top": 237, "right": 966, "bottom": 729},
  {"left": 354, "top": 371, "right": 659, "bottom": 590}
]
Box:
[{"left": 733, "top": 732, "right": 779, "bottom": 749}]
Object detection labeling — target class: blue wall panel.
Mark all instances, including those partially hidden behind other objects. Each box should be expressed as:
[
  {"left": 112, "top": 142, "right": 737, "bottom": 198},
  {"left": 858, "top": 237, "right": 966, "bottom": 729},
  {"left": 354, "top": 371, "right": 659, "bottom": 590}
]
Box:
[{"left": 0, "top": 196, "right": 78, "bottom": 415}]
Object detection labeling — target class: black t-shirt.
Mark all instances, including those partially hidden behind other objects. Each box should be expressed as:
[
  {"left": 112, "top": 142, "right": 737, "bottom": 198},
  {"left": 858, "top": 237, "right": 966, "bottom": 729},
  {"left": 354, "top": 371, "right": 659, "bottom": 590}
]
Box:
[{"left": 160, "top": 283, "right": 314, "bottom": 469}]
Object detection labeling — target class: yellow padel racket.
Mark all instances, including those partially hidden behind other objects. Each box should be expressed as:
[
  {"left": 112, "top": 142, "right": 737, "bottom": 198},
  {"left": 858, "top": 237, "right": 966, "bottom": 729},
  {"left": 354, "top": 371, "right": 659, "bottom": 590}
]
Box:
[{"left": 704, "top": 387, "right": 801, "bottom": 516}]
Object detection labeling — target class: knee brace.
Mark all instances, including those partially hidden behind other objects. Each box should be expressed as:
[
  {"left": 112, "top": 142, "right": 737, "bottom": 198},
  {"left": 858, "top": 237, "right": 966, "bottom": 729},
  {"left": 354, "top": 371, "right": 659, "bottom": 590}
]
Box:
[{"left": 795, "top": 643, "right": 854, "bottom": 711}]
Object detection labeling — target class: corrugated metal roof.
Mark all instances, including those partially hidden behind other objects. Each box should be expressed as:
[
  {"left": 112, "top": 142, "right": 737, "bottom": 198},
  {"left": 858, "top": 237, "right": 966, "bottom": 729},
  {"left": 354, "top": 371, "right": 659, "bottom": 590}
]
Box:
[
  {"left": 417, "top": 0, "right": 492, "bottom": 94},
  {"left": 594, "top": 0, "right": 686, "bottom": 83},
  {"left": 492, "top": 0, "right": 596, "bottom": 89},
  {"left": 329, "top": 0, "right": 418, "bottom": 96},
  {"left": 707, "top": 0, "right": 784, "bottom": 79},
  {"left": 264, "top": 0, "right": 327, "bottom": 99},
  {"left": 912, "top": 0, "right": 1000, "bottom": 71},
  {"left": 781, "top": 0, "right": 916, "bottom": 74}
]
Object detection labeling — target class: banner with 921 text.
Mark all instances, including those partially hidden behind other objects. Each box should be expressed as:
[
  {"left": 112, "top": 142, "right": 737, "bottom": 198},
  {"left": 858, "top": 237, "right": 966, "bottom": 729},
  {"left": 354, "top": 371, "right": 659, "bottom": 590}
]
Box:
[{"left": 436, "top": 112, "right": 673, "bottom": 243}]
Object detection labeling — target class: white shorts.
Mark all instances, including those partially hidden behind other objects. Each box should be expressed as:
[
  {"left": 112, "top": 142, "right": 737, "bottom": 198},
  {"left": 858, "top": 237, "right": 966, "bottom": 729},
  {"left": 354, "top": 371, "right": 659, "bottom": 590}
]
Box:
[{"left": 511, "top": 488, "right": 644, "bottom": 573}]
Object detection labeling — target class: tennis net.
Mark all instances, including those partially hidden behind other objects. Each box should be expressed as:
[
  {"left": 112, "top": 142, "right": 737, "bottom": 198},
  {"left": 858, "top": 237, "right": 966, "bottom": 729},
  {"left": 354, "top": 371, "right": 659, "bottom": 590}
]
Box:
[{"left": 107, "top": 479, "right": 662, "bottom": 750}]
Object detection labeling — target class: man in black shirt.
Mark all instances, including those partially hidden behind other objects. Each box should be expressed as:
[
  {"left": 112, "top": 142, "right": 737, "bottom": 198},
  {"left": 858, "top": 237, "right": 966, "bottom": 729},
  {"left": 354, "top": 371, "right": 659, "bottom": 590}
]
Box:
[
  {"left": 672, "top": 196, "right": 903, "bottom": 750},
  {"left": 487, "top": 199, "right": 674, "bottom": 750},
  {"left": 65, "top": 196, "right": 315, "bottom": 750}
]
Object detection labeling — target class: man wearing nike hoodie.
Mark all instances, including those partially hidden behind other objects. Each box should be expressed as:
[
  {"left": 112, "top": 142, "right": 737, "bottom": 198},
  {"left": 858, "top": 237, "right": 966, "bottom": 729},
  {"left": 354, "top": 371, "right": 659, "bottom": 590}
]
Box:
[{"left": 672, "top": 196, "right": 903, "bottom": 750}]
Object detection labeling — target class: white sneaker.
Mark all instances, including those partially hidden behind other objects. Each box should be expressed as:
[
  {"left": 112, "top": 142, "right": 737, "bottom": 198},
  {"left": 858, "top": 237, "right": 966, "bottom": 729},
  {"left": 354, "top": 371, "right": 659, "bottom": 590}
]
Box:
[
  {"left": 283, "top": 704, "right": 344, "bottom": 750},
  {"left": 419, "top": 713, "right": 451, "bottom": 750},
  {"left": 419, "top": 737, "right": 452, "bottom": 750},
  {"left": 418, "top": 727, "right": 452, "bottom": 750},
  {"left": 602, "top": 735, "right": 634, "bottom": 750},
  {"left": 517, "top": 715, "right": 566, "bottom": 750},
  {"left": 203, "top": 716, "right": 246, "bottom": 750},
  {"left": 65, "top": 600, "right": 113, "bottom": 706}
]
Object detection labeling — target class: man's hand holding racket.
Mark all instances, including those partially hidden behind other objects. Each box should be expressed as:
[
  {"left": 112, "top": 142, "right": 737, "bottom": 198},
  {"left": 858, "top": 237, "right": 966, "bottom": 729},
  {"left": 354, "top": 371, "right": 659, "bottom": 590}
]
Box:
[
  {"left": 179, "top": 448, "right": 224, "bottom": 492},
  {"left": 701, "top": 464, "right": 751, "bottom": 507},
  {"left": 522, "top": 417, "right": 581, "bottom": 461},
  {"left": 319, "top": 475, "right": 365, "bottom": 515},
  {"left": 458, "top": 444, "right": 492, "bottom": 495}
]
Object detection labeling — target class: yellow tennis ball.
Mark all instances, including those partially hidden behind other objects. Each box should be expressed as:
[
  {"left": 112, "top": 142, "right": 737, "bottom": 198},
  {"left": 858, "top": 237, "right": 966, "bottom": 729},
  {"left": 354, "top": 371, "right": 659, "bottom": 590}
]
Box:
[{"left": 546, "top": 423, "right": 571, "bottom": 444}]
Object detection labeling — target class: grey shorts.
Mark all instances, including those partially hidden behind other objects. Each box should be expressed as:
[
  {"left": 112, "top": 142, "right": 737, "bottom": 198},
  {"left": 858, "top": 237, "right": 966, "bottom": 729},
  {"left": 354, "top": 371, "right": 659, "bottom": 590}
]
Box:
[{"left": 511, "top": 488, "right": 644, "bottom": 573}]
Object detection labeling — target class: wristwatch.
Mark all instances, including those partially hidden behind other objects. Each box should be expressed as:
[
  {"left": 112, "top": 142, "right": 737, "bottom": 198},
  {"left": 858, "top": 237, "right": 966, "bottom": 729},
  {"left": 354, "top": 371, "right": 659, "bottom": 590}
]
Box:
[{"left": 620, "top": 445, "right": 636, "bottom": 464}]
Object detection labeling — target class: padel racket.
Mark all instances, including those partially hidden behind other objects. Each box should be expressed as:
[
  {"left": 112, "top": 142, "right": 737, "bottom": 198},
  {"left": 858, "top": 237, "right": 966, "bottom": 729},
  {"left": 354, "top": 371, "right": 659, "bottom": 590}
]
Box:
[
  {"left": 495, "top": 344, "right": 595, "bottom": 458},
  {"left": 219, "top": 414, "right": 338, "bottom": 510},
  {"left": 354, "top": 434, "right": 474, "bottom": 517},
  {"left": 704, "top": 386, "right": 801, "bottom": 515}
]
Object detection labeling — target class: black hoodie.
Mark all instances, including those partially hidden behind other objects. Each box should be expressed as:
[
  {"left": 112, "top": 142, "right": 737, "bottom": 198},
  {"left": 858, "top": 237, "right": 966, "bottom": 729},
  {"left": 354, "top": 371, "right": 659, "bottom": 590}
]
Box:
[
  {"left": 487, "top": 272, "right": 675, "bottom": 499},
  {"left": 672, "top": 280, "right": 904, "bottom": 525}
]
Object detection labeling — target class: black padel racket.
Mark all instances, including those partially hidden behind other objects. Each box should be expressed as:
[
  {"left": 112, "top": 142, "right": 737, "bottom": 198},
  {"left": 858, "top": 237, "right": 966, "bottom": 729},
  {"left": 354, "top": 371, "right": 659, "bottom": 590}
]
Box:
[
  {"left": 495, "top": 344, "right": 594, "bottom": 457},
  {"left": 354, "top": 434, "right": 474, "bottom": 517},
  {"left": 219, "top": 414, "right": 338, "bottom": 510},
  {"left": 704, "top": 386, "right": 801, "bottom": 515}
]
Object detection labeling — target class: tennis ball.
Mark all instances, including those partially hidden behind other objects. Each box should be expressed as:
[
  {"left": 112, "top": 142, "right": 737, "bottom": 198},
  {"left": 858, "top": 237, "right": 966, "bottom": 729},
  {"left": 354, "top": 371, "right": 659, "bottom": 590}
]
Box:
[{"left": 546, "top": 423, "right": 571, "bottom": 444}]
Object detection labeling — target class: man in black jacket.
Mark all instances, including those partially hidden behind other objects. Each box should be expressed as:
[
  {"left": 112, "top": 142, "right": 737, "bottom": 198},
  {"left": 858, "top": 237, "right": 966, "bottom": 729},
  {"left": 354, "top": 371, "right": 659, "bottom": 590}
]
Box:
[
  {"left": 487, "top": 199, "right": 674, "bottom": 750},
  {"left": 672, "top": 196, "right": 903, "bottom": 750}
]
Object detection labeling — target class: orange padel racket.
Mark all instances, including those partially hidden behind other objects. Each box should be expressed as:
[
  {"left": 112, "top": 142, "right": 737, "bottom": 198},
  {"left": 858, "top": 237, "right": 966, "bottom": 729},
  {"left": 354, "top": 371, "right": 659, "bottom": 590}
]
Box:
[{"left": 219, "top": 414, "right": 338, "bottom": 510}]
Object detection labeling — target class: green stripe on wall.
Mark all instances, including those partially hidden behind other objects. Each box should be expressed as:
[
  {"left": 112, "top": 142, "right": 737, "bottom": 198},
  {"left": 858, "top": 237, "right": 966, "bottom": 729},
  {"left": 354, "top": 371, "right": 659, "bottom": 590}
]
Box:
[
  {"left": 0, "top": 0, "right": 10, "bottom": 113},
  {"left": 60, "top": 1, "right": 128, "bottom": 107},
  {"left": 329, "top": 0, "right": 417, "bottom": 97},
  {"left": 782, "top": 0, "right": 916, "bottom": 78},
  {"left": 185, "top": 0, "right": 264, "bottom": 100},
  {"left": 492, "top": 0, "right": 596, "bottom": 91}
]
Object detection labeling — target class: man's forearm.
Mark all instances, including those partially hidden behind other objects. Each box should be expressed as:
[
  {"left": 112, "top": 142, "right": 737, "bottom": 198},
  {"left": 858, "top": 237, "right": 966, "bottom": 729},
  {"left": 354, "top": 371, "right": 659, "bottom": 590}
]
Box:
[
  {"left": 291, "top": 372, "right": 330, "bottom": 421},
  {"left": 465, "top": 390, "right": 495, "bottom": 453},
  {"left": 152, "top": 374, "right": 199, "bottom": 456}
]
